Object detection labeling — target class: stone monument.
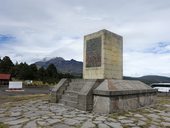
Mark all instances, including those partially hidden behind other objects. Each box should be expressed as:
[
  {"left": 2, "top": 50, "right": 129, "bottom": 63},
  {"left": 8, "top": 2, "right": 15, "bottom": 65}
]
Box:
[
  {"left": 83, "top": 30, "right": 123, "bottom": 79},
  {"left": 50, "top": 29, "right": 157, "bottom": 113}
]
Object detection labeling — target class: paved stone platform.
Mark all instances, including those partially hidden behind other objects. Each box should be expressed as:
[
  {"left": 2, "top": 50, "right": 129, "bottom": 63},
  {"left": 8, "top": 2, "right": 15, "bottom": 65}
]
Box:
[{"left": 0, "top": 97, "right": 169, "bottom": 128}]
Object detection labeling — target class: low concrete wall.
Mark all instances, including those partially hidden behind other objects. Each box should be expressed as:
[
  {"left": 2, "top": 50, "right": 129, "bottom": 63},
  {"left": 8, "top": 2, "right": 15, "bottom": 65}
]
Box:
[
  {"left": 77, "top": 79, "right": 103, "bottom": 111},
  {"left": 49, "top": 79, "right": 69, "bottom": 103},
  {"left": 93, "top": 92, "right": 156, "bottom": 113},
  {"left": 93, "top": 79, "right": 157, "bottom": 113}
]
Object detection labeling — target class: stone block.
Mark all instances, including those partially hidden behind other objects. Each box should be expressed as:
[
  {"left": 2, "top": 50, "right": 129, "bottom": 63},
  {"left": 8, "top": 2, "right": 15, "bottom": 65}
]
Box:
[{"left": 83, "top": 29, "right": 123, "bottom": 79}]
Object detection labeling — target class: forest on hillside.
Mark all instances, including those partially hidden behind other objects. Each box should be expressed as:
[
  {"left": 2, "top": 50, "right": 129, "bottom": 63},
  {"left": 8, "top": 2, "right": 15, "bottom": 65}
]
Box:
[{"left": 0, "top": 56, "right": 74, "bottom": 84}]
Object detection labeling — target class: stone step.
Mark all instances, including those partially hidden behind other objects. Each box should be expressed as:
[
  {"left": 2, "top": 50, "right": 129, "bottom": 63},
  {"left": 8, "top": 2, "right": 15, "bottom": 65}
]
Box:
[
  {"left": 62, "top": 95, "right": 78, "bottom": 102},
  {"left": 69, "top": 82, "right": 85, "bottom": 87},
  {"left": 67, "top": 85, "right": 83, "bottom": 92},
  {"left": 64, "top": 90, "right": 79, "bottom": 97},
  {"left": 59, "top": 99, "right": 77, "bottom": 108}
]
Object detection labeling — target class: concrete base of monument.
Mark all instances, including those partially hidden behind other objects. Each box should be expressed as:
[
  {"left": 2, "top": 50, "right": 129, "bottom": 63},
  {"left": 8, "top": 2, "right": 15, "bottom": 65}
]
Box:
[
  {"left": 93, "top": 79, "right": 157, "bottom": 113},
  {"left": 49, "top": 79, "right": 157, "bottom": 113}
]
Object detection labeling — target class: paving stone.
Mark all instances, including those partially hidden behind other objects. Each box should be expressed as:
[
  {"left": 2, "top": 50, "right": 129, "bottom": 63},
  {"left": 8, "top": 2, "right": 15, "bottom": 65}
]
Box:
[
  {"left": 107, "top": 118, "right": 117, "bottom": 122},
  {"left": 93, "top": 120, "right": 103, "bottom": 124},
  {"left": 147, "top": 114, "right": 160, "bottom": 119},
  {"left": 9, "top": 124, "right": 22, "bottom": 128},
  {"left": 119, "top": 119, "right": 134, "bottom": 124},
  {"left": 74, "top": 117, "right": 87, "bottom": 121},
  {"left": 46, "top": 118, "right": 61, "bottom": 125},
  {"left": 23, "top": 120, "right": 37, "bottom": 128},
  {"left": 37, "top": 120, "right": 47, "bottom": 126},
  {"left": 124, "top": 123, "right": 136, "bottom": 127},
  {"left": 41, "top": 116, "right": 49, "bottom": 119},
  {"left": 162, "top": 116, "right": 170, "bottom": 122},
  {"left": 0, "top": 114, "right": 6, "bottom": 118},
  {"left": 137, "top": 120, "right": 146, "bottom": 126},
  {"left": 10, "top": 112, "right": 21, "bottom": 117},
  {"left": 81, "top": 121, "right": 96, "bottom": 128},
  {"left": 149, "top": 125, "right": 157, "bottom": 128},
  {"left": 134, "top": 114, "right": 144, "bottom": 118},
  {"left": 161, "top": 122, "right": 170, "bottom": 127},
  {"left": 64, "top": 118, "right": 80, "bottom": 126},
  {"left": 95, "top": 116, "right": 106, "bottom": 121},
  {"left": 106, "top": 122, "right": 123, "bottom": 128},
  {"left": 98, "top": 123, "right": 110, "bottom": 128},
  {"left": 6, "top": 118, "right": 29, "bottom": 125},
  {"left": 63, "top": 114, "right": 75, "bottom": 118},
  {"left": 51, "top": 115, "right": 63, "bottom": 119},
  {"left": 118, "top": 116, "right": 126, "bottom": 120},
  {"left": 52, "top": 123, "right": 74, "bottom": 128}
]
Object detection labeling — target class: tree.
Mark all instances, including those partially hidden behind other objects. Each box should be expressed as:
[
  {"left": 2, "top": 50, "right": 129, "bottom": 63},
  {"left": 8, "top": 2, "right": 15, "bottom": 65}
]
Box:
[
  {"left": 46, "top": 64, "right": 58, "bottom": 78},
  {"left": 37, "top": 67, "right": 46, "bottom": 82},
  {"left": 0, "top": 56, "right": 14, "bottom": 74},
  {"left": 46, "top": 64, "right": 58, "bottom": 83}
]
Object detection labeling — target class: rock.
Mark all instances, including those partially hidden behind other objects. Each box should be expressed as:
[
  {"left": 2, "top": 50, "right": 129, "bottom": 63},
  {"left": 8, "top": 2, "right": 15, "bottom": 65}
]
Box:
[
  {"left": 74, "top": 117, "right": 87, "bottom": 121},
  {"left": 0, "top": 114, "right": 6, "bottom": 118},
  {"left": 64, "top": 119, "right": 80, "bottom": 126},
  {"left": 98, "top": 123, "right": 110, "bottom": 128},
  {"left": 81, "top": 121, "right": 96, "bottom": 128},
  {"left": 119, "top": 119, "right": 134, "bottom": 124},
  {"left": 106, "top": 122, "right": 123, "bottom": 128},
  {"left": 52, "top": 123, "right": 74, "bottom": 128},
  {"left": 118, "top": 116, "right": 126, "bottom": 120},
  {"left": 107, "top": 118, "right": 116, "bottom": 122},
  {"left": 37, "top": 120, "right": 47, "bottom": 126},
  {"left": 9, "top": 124, "right": 22, "bottom": 128},
  {"left": 10, "top": 112, "right": 21, "bottom": 117},
  {"left": 23, "top": 120, "right": 37, "bottom": 128},
  {"left": 147, "top": 114, "right": 160, "bottom": 119},
  {"left": 63, "top": 114, "right": 75, "bottom": 118},
  {"left": 95, "top": 116, "right": 106, "bottom": 122},
  {"left": 162, "top": 116, "right": 170, "bottom": 122},
  {"left": 138, "top": 120, "right": 146, "bottom": 126},
  {"left": 134, "top": 114, "right": 143, "bottom": 118},
  {"left": 46, "top": 119, "right": 61, "bottom": 125},
  {"left": 161, "top": 122, "right": 170, "bottom": 127},
  {"left": 5, "top": 118, "right": 29, "bottom": 125}
]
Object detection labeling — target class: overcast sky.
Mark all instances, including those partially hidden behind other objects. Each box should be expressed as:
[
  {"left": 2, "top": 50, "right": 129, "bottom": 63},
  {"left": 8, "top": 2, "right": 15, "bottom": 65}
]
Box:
[{"left": 0, "top": 0, "right": 170, "bottom": 77}]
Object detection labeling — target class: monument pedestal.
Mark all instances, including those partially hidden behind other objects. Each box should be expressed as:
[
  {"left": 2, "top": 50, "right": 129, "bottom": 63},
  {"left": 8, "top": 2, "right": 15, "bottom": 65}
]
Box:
[
  {"left": 93, "top": 79, "right": 157, "bottom": 113},
  {"left": 49, "top": 29, "right": 157, "bottom": 113},
  {"left": 49, "top": 78, "right": 157, "bottom": 113}
]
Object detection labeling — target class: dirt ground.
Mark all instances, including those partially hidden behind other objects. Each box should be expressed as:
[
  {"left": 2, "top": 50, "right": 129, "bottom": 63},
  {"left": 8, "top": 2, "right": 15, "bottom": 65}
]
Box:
[{"left": 0, "top": 86, "right": 50, "bottom": 104}]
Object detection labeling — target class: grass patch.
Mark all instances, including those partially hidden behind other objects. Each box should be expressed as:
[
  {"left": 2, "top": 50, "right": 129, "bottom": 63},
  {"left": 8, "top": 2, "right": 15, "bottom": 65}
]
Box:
[
  {"left": 0, "top": 122, "right": 8, "bottom": 128},
  {"left": 0, "top": 94, "right": 48, "bottom": 107}
]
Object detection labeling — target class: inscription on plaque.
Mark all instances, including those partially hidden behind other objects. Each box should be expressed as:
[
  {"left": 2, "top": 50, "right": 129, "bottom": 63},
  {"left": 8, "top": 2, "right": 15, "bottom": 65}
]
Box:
[{"left": 86, "top": 37, "right": 101, "bottom": 67}]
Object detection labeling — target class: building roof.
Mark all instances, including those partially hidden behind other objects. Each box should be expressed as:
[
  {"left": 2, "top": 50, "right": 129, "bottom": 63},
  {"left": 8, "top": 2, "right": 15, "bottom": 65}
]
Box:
[{"left": 0, "top": 74, "right": 11, "bottom": 80}]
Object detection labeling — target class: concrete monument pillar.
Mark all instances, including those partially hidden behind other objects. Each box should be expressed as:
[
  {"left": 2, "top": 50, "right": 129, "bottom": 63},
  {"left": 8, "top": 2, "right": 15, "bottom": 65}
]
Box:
[{"left": 83, "top": 29, "right": 123, "bottom": 79}]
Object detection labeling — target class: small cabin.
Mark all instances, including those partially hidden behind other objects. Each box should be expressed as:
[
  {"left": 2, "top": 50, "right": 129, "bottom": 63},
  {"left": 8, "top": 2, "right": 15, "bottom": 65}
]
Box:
[
  {"left": 0, "top": 74, "right": 11, "bottom": 86},
  {"left": 151, "top": 83, "right": 170, "bottom": 93}
]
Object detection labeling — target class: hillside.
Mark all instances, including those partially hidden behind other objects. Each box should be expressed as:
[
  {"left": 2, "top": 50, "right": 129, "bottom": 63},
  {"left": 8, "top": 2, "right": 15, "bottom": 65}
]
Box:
[
  {"left": 34, "top": 57, "right": 83, "bottom": 76},
  {"left": 124, "top": 75, "right": 170, "bottom": 85}
]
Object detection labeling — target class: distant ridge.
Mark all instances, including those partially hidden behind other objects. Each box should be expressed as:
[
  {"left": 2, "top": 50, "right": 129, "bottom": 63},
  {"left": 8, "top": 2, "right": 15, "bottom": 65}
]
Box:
[
  {"left": 34, "top": 57, "right": 83, "bottom": 76},
  {"left": 124, "top": 75, "right": 170, "bottom": 85}
]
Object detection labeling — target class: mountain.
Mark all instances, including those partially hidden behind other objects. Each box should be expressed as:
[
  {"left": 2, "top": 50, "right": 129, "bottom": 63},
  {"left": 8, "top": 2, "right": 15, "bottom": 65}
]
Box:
[
  {"left": 124, "top": 75, "right": 170, "bottom": 85},
  {"left": 34, "top": 57, "right": 170, "bottom": 84},
  {"left": 34, "top": 57, "right": 83, "bottom": 76}
]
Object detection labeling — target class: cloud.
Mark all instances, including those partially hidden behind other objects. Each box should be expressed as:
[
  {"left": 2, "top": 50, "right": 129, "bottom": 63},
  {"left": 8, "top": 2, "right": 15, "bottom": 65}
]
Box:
[{"left": 0, "top": 0, "right": 170, "bottom": 77}]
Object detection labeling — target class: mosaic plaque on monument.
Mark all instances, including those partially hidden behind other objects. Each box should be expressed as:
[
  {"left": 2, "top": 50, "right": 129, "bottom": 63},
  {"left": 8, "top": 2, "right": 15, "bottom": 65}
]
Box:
[{"left": 86, "top": 37, "right": 101, "bottom": 67}]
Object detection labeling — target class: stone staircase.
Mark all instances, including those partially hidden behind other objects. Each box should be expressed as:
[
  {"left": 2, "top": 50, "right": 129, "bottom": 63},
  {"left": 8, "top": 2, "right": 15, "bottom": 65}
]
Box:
[{"left": 59, "top": 79, "right": 86, "bottom": 108}]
